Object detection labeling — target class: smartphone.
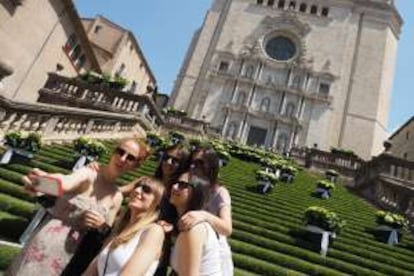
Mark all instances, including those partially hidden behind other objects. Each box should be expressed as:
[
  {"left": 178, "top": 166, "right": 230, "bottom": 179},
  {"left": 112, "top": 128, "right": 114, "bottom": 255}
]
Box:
[{"left": 35, "top": 175, "right": 63, "bottom": 197}]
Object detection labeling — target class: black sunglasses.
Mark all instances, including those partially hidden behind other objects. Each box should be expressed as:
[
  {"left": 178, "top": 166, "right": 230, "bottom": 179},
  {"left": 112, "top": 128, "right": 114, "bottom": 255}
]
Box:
[
  {"left": 174, "top": 180, "right": 194, "bottom": 190},
  {"left": 135, "top": 182, "right": 153, "bottom": 195},
  {"left": 115, "top": 147, "right": 140, "bottom": 163},
  {"left": 175, "top": 178, "right": 207, "bottom": 190},
  {"left": 162, "top": 153, "right": 180, "bottom": 166}
]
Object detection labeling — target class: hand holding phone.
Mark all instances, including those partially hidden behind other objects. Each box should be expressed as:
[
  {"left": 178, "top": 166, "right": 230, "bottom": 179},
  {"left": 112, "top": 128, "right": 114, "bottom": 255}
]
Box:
[{"left": 34, "top": 175, "right": 63, "bottom": 197}]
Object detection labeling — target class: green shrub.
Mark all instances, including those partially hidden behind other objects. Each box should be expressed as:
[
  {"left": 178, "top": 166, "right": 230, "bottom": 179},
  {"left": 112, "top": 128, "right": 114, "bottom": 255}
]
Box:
[
  {"left": 317, "top": 180, "right": 335, "bottom": 190},
  {"left": 255, "top": 170, "right": 278, "bottom": 184},
  {"left": 4, "top": 131, "right": 42, "bottom": 153},
  {"left": 73, "top": 136, "right": 107, "bottom": 159},
  {"left": 304, "top": 206, "right": 346, "bottom": 233},
  {"left": 375, "top": 211, "right": 408, "bottom": 230}
]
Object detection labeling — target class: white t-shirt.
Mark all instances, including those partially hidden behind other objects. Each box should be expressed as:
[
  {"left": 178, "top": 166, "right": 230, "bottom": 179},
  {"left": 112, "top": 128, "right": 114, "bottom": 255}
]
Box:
[
  {"left": 97, "top": 228, "right": 159, "bottom": 276},
  {"left": 170, "top": 222, "right": 222, "bottom": 276},
  {"left": 204, "top": 186, "right": 233, "bottom": 276}
]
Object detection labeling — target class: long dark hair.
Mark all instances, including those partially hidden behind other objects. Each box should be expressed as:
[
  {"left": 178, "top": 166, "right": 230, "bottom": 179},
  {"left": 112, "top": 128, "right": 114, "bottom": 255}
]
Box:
[
  {"left": 169, "top": 170, "right": 210, "bottom": 214},
  {"left": 189, "top": 146, "right": 220, "bottom": 185},
  {"left": 154, "top": 144, "right": 189, "bottom": 182}
]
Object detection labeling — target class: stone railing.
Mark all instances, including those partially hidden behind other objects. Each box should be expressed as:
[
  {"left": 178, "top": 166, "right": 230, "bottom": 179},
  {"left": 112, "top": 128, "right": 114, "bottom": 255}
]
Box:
[
  {"left": 355, "top": 153, "right": 414, "bottom": 188},
  {"left": 0, "top": 95, "right": 146, "bottom": 142},
  {"left": 354, "top": 153, "right": 414, "bottom": 222},
  {"left": 290, "top": 147, "right": 364, "bottom": 178},
  {"left": 162, "top": 114, "right": 208, "bottom": 135},
  {"left": 37, "top": 73, "right": 163, "bottom": 130}
]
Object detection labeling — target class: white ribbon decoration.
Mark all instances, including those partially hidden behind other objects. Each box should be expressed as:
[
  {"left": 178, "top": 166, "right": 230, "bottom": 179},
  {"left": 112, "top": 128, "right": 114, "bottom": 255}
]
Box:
[
  {"left": 315, "top": 187, "right": 330, "bottom": 199},
  {"left": 377, "top": 225, "right": 400, "bottom": 245},
  {"left": 19, "top": 208, "right": 48, "bottom": 245},
  {"left": 0, "top": 148, "right": 14, "bottom": 164},
  {"left": 258, "top": 180, "right": 272, "bottom": 194},
  {"left": 305, "top": 225, "right": 336, "bottom": 257},
  {"left": 72, "top": 155, "right": 87, "bottom": 171}
]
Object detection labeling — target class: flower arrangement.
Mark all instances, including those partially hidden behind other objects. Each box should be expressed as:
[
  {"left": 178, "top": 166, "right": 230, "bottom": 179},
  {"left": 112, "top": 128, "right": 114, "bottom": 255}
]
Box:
[
  {"left": 4, "top": 131, "right": 23, "bottom": 148},
  {"left": 169, "top": 131, "right": 185, "bottom": 145},
  {"left": 146, "top": 132, "right": 165, "bottom": 149},
  {"left": 4, "top": 131, "right": 42, "bottom": 153},
  {"left": 375, "top": 211, "right": 408, "bottom": 230},
  {"left": 256, "top": 170, "right": 278, "bottom": 185},
  {"left": 73, "top": 137, "right": 107, "bottom": 159},
  {"left": 304, "top": 206, "right": 346, "bottom": 233},
  {"left": 282, "top": 165, "right": 298, "bottom": 175},
  {"left": 317, "top": 180, "right": 335, "bottom": 190}
]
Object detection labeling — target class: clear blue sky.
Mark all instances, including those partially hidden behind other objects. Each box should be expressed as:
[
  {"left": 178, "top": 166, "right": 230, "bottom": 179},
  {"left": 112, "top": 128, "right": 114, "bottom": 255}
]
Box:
[{"left": 75, "top": 0, "right": 413, "bottom": 133}]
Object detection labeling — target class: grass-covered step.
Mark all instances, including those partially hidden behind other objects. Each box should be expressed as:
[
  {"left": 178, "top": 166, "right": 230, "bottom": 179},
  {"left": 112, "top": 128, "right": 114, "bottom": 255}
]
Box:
[
  {"left": 0, "top": 179, "right": 33, "bottom": 202},
  {"left": 233, "top": 267, "right": 259, "bottom": 276},
  {"left": 232, "top": 252, "right": 305, "bottom": 275},
  {"left": 232, "top": 197, "right": 414, "bottom": 258},
  {"left": 230, "top": 239, "right": 347, "bottom": 276},
  {"left": 233, "top": 219, "right": 414, "bottom": 272},
  {"left": 0, "top": 244, "right": 21, "bottom": 270},
  {"left": 0, "top": 211, "right": 29, "bottom": 241},
  {"left": 232, "top": 227, "right": 412, "bottom": 275},
  {"left": 0, "top": 194, "right": 36, "bottom": 219},
  {"left": 0, "top": 168, "right": 25, "bottom": 185}
]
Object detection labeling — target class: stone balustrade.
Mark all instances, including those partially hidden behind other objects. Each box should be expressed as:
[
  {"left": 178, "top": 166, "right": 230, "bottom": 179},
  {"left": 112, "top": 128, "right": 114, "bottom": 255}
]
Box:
[
  {"left": 354, "top": 153, "right": 414, "bottom": 221},
  {"left": 37, "top": 73, "right": 163, "bottom": 130},
  {"left": 0, "top": 95, "right": 145, "bottom": 142},
  {"left": 162, "top": 114, "right": 208, "bottom": 135},
  {"left": 291, "top": 147, "right": 364, "bottom": 178},
  {"left": 355, "top": 153, "right": 414, "bottom": 188}
]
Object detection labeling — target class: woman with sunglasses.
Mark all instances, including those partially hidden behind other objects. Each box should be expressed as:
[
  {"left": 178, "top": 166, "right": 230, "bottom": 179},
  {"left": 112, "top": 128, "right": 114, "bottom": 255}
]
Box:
[
  {"left": 119, "top": 143, "right": 188, "bottom": 196},
  {"left": 169, "top": 171, "right": 222, "bottom": 275},
  {"left": 179, "top": 146, "right": 234, "bottom": 276},
  {"left": 84, "top": 176, "right": 165, "bottom": 276},
  {"left": 7, "top": 138, "right": 147, "bottom": 276}
]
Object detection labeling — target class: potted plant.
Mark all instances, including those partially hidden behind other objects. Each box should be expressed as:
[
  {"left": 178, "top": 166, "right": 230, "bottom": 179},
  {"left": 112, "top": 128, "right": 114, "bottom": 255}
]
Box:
[
  {"left": 303, "top": 206, "right": 346, "bottom": 256},
  {"left": 374, "top": 211, "right": 408, "bottom": 245},
  {"left": 146, "top": 132, "right": 163, "bottom": 148},
  {"left": 315, "top": 180, "right": 335, "bottom": 199},
  {"left": 110, "top": 75, "right": 129, "bottom": 89},
  {"left": 255, "top": 169, "right": 278, "bottom": 194},
  {"left": 72, "top": 137, "right": 107, "bottom": 171},
  {"left": 1, "top": 131, "right": 42, "bottom": 164},
  {"left": 279, "top": 165, "right": 298, "bottom": 183},
  {"left": 210, "top": 140, "right": 231, "bottom": 167},
  {"left": 169, "top": 131, "right": 185, "bottom": 145},
  {"left": 4, "top": 131, "right": 23, "bottom": 148},
  {"left": 325, "top": 169, "right": 339, "bottom": 183}
]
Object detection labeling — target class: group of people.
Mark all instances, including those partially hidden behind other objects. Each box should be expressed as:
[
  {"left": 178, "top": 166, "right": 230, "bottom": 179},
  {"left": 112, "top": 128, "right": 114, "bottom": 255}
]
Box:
[{"left": 6, "top": 138, "right": 233, "bottom": 276}]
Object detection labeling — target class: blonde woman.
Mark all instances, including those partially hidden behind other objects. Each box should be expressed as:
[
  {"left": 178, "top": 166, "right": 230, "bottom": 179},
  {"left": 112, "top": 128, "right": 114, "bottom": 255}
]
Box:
[{"left": 85, "top": 176, "right": 165, "bottom": 276}]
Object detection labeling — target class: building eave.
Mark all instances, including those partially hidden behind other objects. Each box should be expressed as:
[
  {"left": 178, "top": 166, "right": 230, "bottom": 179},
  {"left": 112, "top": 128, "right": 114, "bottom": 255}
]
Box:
[{"left": 62, "top": 0, "right": 102, "bottom": 74}]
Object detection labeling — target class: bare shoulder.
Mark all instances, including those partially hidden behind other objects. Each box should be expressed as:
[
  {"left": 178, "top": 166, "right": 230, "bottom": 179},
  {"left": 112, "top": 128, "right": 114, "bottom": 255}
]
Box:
[
  {"left": 143, "top": 223, "right": 165, "bottom": 240},
  {"left": 183, "top": 222, "right": 208, "bottom": 238}
]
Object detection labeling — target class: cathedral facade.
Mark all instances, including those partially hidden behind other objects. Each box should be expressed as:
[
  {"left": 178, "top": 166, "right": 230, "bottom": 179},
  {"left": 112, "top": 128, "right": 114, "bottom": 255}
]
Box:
[{"left": 169, "top": 0, "right": 402, "bottom": 159}]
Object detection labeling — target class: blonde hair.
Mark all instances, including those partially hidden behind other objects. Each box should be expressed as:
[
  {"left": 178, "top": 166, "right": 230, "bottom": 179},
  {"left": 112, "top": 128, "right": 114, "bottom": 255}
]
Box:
[{"left": 110, "top": 176, "right": 164, "bottom": 248}]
